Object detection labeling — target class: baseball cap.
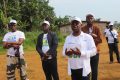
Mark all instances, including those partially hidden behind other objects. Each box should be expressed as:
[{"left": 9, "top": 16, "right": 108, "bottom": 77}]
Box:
[
  {"left": 109, "top": 22, "right": 114, "bottom": 26},
  {"left": 42, "top": 20, "right": 50, "bottom": 26},
  {"left": 9, "top": 19, "right": 17, "bottom": 24},
  {"left": 71, "top": 17, "right": 82, "bottom": 24}
]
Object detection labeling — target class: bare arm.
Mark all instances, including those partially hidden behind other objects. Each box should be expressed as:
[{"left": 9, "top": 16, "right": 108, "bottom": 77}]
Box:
[
  {"left": 3, "top": 38, "right": 24, "bottom": 49},
  {"left": 6, "top": 38, "right": 24, "bottom": 45}
]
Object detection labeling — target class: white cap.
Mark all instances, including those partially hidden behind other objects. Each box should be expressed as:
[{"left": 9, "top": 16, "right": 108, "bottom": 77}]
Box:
[
  {"left": 10, "top": 19, "right": 17, "bottom": 24},
  {"left": 71, "top": 17, "right": 82, "bottom": 24},
  {"left": 109, "top": 22, "right": 114, "bottom": 26},
  {"left": 42, "top": 21, "right": 50, "bottom": 26}
]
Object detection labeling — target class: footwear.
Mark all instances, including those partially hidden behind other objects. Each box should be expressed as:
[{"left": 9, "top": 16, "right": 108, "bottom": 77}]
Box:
[
  {"left": 118, "top": 61, "right": 120, "bottom": 63},
  {"left": 109, "top": 62, "right": 113, "bottom": 64}
]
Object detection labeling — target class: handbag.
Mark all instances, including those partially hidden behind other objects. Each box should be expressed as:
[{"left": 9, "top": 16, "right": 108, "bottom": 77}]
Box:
[
  {"left": 109, "top": 30, "right": 119, "bottom": 43},
  {"left": 114, "top": 38, "right": 119, "bottom": 43}
]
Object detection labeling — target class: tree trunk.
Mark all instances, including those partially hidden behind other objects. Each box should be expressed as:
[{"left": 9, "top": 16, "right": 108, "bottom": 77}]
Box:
[{"left": 3, "top": 0, "right": 7, "bottom": 18}]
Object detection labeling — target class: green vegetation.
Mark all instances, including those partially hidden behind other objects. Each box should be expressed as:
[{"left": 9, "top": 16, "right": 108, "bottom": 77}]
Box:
[
  {"left": 0, "top": 0, "right": 70, "bottom": 32},
  {"left": 0, "top": 31, "right": 67, "bottom": 54},
  {"left": 0, "top": 0, "right": 69, "bottom": 54},
  {"left": 23, "top": 31, "right": 41, "bottom": 50}
]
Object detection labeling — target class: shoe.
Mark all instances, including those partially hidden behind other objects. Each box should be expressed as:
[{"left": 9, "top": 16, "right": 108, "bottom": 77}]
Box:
[
  {"left": 109, "top": 62, "right": 113, "bottom": 64},
  {"left": 118, "top": 61, "right": 120, "bottom": 63}
]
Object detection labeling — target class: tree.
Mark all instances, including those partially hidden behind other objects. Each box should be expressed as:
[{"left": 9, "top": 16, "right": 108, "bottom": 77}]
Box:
[
  {"left": 54, "top": 16, "right": 70, "bottom": 27},
  {"left": 19, "top": 0, "right": 56, "bottom": 31},
  {"left": 0, "top": 0, "right": 56, "bottom": 31}
]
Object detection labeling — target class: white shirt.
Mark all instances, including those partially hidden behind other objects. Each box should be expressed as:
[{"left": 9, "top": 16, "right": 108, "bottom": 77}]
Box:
[
  {"left": 3, "top": 31, "right": 25, "bottom": 56},
  {"left": 42, "top": 33, "right": 52, "bottom": 59},
  {"left": 104, "top": 28, "right": 109, "bottom": 37},
  {"left": 63, "top": 32, "right": 97, "bottom": 76},
  {"left": 89, "top": 27, "right": 93, "bottom": 34},
  {"left": 106, "top": 29, "right": 118, "bottom": 43},
  {"left": 42, "top": 33, "right": 49, "bottom": 53}
]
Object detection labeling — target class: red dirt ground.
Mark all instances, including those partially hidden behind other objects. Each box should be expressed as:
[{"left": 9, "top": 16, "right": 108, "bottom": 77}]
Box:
[{"left": 0, "top": 37, "right": 120, "bottom": 80}]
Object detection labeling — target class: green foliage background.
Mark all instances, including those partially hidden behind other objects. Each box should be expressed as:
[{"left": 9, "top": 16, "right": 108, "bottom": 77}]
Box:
[
  {"left": 0, "top": 31, "right": 66, "bottom": 54},
  {"left": 0, "top": 0, "right": 70, "bottom": 54},
  {"left": 0, "top": 0, "right": 70, "bottom": 32}
]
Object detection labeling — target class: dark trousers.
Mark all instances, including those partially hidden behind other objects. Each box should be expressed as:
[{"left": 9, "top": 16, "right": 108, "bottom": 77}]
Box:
[
  {"left": 90, "top": 54, "right": 99, "bottom": 80},
  {"left": 42, "top": 58, "right": 59, "bottom": 80},
  {"left": 108, "top": 43, "right": 120, "bottom": 62},
  {"left": 71, "top": 69, "right": 90, "bottom": 80}
]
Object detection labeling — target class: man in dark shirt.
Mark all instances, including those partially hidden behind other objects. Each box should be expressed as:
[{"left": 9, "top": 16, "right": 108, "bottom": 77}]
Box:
[{"left": 36, "top": 20, "right": 59, "bottom": 80}]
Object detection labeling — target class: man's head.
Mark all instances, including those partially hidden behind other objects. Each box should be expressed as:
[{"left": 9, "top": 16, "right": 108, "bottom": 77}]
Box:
[
  {"left": 71, "top": 17, "right": 82, "bottom": 33},
  {"left": 8, "top": 19, "right": 17, "bottom": 32},
  {"left": 42, "top": 20, "right": 50, "bottom": 33},
  {"left": 109, "top": 22, "right": 114, "bottom": 30},
  {"left": 86, "top": 14, "right": 94, "bottom": 26}
]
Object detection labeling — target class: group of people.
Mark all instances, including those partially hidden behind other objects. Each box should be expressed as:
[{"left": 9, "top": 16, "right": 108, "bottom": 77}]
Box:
[
  {"left": 2, "top": 13, "right": 119, "bottom": 80},
  {"left": 63, "top": 14, "right": 102, "bottom": 80}
]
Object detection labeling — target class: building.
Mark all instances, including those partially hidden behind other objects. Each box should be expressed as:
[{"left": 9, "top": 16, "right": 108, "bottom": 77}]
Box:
[{"left": 60, "top": 21, "right": 110, "bottom": 35}]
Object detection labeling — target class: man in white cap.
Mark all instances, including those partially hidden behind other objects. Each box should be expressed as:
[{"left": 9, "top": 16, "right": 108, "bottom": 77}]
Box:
[
  {"left": 106, "top": 22, "right": 120, "bottom": 64},
  {"left": 63, "top": 17, "right": 96, "bottom": 80},
  {"left": 3, "top": 19, "right": 29, "bottom": 80},
  {"left": 36, "top": 20, "right": 59, "bottom": 80}
]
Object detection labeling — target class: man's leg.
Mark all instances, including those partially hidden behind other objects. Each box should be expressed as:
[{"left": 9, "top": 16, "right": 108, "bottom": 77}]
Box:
[
  {"left": 50, "top": 58, "right": 59, "bottom": 80},
  {"left": 6, "top": 56, "right": 16, "bottom": 80},
  {"left": 108, "top": 44, "right": 114, "bottom": 63},
  {"left": 113, "top": 44, "right": 120, "bottom": 63},
  {"left": 71, "top": 69, "right": 82, "bottom": 80},
  {"left": 42, "top": 60, "right": 52, "bottom": 80},
  {"left": 17, "top": 55, "right": 28, "bottom": 80},
  {"left": 90, "top": 54, "right": 99, "bottom": 80}
]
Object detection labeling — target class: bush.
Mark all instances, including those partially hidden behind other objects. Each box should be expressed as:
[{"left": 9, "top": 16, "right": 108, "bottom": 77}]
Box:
[
  {"left": 57, "top": 31, "right": 67, "bottom": 45},
  {"left": 0, "top": 31, "right": 67, "bottom": 53},
  {"left": 24, "top": 31, "right": 41, "bottom": 50}
]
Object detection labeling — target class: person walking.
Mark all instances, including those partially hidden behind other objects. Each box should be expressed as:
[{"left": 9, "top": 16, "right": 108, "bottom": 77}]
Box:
[{"left": 106, "top": 23, "right": 120, "bottom": 64}]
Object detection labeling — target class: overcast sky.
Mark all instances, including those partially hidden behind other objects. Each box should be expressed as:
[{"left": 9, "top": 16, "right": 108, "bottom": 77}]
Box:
[{"left": 49, "top": 0, "right": 120, "bottom": 22}]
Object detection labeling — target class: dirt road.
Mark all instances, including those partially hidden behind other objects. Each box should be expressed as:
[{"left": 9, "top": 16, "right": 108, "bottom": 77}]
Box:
[{"left": 0, "top": 38, "right": 120, "bottom": 80}]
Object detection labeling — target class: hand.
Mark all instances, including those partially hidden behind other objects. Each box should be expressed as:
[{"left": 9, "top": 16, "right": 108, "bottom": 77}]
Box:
[
  {"left": 41, "top": 54, "right": 50, "bottom": 61},
  {"left": 74, "top": 48, "right": 81, "bottom": 55},
  {"left": 45, "top": 54, "right": 50, "bottom": 58},
  {"left": 65, "top": 48, "right": 73, "bottom": 56},
  {"left": 13, "top": 45, "right": 19, "bottom": 49},
  {"left": 6, "top": 44, "right": 12, "bottom": 49},
  {"left": 41, "top": 57, "right": 45, "bottom": 61},
  {"left": 6, "top": 42, "right": 19, "bottom": 45},
  {"left": 91, "top": 33, "right": 97, "bottom": 38}
]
